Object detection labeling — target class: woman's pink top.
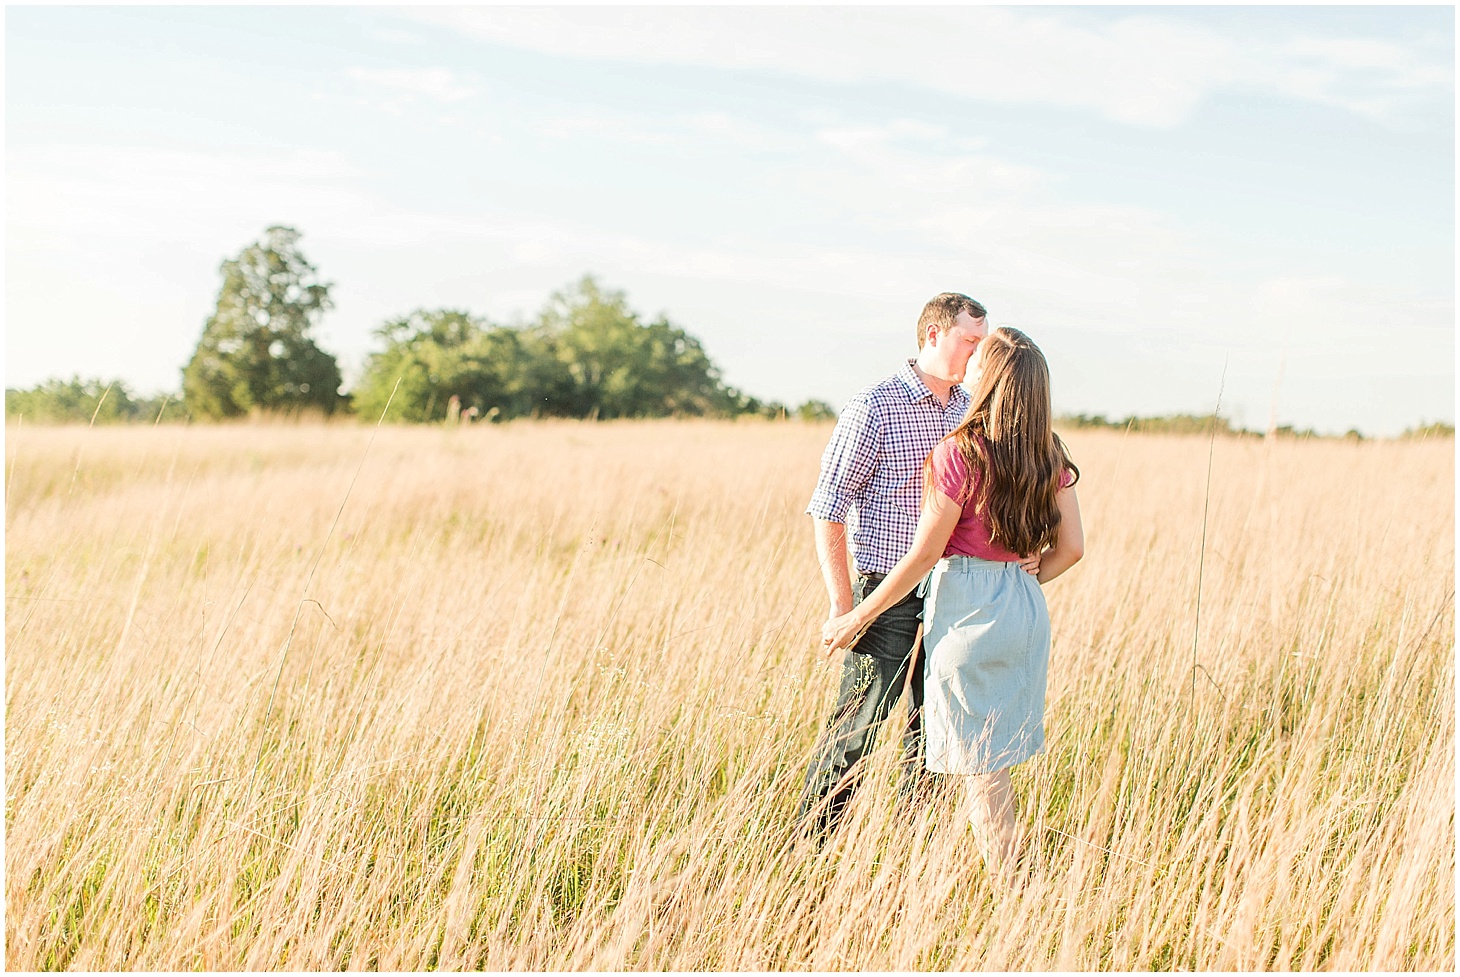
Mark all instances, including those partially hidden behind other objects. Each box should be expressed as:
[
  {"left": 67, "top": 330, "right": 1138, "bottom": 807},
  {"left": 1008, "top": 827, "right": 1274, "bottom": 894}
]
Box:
[{"left": 928, "top": 439, "right": 1073, "bottom": 561}]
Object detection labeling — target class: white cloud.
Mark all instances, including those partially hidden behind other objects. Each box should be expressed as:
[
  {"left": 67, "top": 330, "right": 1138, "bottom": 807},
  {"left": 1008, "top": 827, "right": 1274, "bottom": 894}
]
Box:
[
  {"left": 400, "top": 6, "right": 1218, "bottom": 126},
  {"left": 1233, "top": 276, "right": 1455, "bottom": 433},
  {"left": 536, "top": 115, "right": 676, "bottom": 144},
  {"left": 1250, "top": 276, "right": 1454, "bottom": 369},
  {"left": 784, "top": 121, "right": 1193, "bottom": 321},
  {"left": 398, "top": 6, "right": 1449, "bottom": 128},
  {"left": 1288, "top": 37, "right": 1411, "bottom": 72},
  {"left": 1259, "top": 34, "right": 1454, "bottom": 121},
  {"left": 366, "top": 26, "right": 425, "bottom": 46},
  {"left": 345, "top": 66, "right": 481, "bottom": 103},
  {"left": 683, "top": 112, "right": 779, "bottom": 151},
  {"left": 7, "top": 146, "right": 363, "bottom": 245},
  {"left": 534, "top": 108, "right": 791, "bottom": 152},
  {"left": 816, "top": 119, "right": 954, "bottom": 155}
]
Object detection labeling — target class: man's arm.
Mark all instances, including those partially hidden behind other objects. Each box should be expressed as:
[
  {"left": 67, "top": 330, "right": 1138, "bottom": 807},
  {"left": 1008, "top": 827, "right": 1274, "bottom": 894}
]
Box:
[
  {"left": 805, "top": 395, "right": 880, "bottom": 625},
  {"left": 814, "top": 519, "right": 854, "bottom": 621}
]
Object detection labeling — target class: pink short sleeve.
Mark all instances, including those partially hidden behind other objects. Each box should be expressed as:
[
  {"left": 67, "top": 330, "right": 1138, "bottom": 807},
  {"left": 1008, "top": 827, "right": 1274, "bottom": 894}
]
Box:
[
  {"left": 1061, "top": 467, "right": 1076, "bottom": 489},
  {"left": 930, "top": 440, "right": 971, "bottom": 502}
]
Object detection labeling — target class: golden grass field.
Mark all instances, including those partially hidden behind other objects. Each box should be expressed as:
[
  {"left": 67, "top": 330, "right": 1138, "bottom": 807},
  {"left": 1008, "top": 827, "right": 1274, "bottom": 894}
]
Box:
[{"left": 4, "top": 419, "right": 1454, "bottom": 970}]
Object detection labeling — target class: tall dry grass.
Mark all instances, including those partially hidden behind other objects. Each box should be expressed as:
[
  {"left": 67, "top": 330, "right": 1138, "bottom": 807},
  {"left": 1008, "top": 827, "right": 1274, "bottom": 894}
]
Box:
[{"left": 5, "top": 420, "right": 1453, "bottom": 970}]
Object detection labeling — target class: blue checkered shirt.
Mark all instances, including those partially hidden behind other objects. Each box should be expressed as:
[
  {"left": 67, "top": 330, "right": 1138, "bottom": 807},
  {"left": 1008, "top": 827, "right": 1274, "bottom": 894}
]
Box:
[{"left": 806, "top": 360, "right": 971, "bottom": 575}]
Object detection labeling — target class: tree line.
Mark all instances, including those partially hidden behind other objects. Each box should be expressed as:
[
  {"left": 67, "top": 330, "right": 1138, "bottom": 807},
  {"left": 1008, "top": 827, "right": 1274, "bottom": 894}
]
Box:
[
  {"left": 6, "top": 226, "right": 835, "bottom": 425},
  {"left": 1059, "top": 412, "right": 1454, "bottom": 441}
]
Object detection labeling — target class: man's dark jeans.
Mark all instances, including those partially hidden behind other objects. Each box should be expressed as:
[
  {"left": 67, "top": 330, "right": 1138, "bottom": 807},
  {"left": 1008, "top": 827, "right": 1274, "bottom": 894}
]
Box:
[{"left": 797, "top": 572, "right": 932, "bottom": 836}]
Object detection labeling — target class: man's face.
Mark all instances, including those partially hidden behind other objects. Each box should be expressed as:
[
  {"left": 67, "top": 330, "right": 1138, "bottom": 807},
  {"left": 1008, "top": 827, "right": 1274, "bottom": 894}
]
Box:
[{"left": 928, "top": 311, "right": 987, "bottom": 383}]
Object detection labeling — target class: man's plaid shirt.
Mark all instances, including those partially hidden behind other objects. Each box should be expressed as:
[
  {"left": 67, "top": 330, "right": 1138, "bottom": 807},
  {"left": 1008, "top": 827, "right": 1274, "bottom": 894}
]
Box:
[{"left": 805, "top": 360, "right": 971, "bottom": 575}]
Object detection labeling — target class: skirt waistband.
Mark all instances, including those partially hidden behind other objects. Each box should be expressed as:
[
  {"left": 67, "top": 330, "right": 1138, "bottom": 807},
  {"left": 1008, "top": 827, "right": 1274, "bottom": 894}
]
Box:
[{"left": 937, "top": 554, "right": 1019, "bottom": 571}]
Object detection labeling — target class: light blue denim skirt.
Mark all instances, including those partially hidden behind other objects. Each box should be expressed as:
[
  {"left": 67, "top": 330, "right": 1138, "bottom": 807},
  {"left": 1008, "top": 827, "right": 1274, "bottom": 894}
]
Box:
[{"left": 921, "top": 554, "right": 1051, "bottom": 775}]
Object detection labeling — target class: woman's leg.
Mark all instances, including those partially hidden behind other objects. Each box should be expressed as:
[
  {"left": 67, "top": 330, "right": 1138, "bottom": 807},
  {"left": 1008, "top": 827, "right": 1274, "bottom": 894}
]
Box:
[{"left": 965, "top": 768, "right": 1017, "bottom": 877}]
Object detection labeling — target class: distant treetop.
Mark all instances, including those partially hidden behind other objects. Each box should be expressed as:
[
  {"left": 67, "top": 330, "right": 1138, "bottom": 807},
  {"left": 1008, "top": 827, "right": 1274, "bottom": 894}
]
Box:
[{"left": 182, "top": 225, "right": 344, "bottom": 419}]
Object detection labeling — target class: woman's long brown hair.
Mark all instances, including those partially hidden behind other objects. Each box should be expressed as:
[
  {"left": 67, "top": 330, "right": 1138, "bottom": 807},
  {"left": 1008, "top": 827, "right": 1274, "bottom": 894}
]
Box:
[{"left": 923, "top": 327, "right": 1079, "bottom": 557}]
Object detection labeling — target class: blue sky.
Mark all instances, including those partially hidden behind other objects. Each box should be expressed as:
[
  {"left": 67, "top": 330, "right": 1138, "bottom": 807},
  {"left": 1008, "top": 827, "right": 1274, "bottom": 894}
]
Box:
[{"left": 6, "top": 4, "right": 1454, "bottom": 434}]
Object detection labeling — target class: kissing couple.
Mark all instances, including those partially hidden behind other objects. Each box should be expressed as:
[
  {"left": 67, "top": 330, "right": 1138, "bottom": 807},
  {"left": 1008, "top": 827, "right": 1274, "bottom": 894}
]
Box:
[{"left": 799, "top": 292, "right": 1084, "bottom": 880}]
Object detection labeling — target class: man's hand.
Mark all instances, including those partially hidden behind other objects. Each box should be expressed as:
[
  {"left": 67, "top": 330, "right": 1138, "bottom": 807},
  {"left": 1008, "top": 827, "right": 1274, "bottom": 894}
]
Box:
[
  {"left": 1018, "top": 551, "right": 1042, "bottom": 576},
  {"left": 818, "top": 598, "right": 853, "bottom": 658},
  {"left": 822, "top": 609, "right": 867, "bottom": 657}
]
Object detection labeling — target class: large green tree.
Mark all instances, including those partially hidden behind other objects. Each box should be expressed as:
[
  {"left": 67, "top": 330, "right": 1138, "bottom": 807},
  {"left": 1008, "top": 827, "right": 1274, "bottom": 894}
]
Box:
[
  {"left": 182, "top": 226, "right": 343, "bottom": 418},
  {"left": 537, "top": 276, "right": 744, "bottom": 418},
  {"left": 352, "top": 276, "right": 792, "bottom": 422},
  {"left": 352, "top": 309, "right": 552, "bottom": 422}
]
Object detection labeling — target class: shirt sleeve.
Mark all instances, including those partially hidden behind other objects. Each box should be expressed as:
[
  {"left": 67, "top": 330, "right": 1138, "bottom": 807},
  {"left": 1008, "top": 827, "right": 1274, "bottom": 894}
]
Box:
[
  {"left": 1061, "top": 467, "right": 1076, "bottom": 489},
  {"left": 929, "top": 439, "right": 970, "bottom": 503},
  {"left": 805, "top": 395, "right": 881, "bottom": 522}
]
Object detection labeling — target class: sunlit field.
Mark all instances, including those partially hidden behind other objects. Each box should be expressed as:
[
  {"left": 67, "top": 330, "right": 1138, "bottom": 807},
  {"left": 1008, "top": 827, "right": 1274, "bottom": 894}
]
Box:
[{"left": 5, "top": 420, "right": 1453, "bottom": 970}]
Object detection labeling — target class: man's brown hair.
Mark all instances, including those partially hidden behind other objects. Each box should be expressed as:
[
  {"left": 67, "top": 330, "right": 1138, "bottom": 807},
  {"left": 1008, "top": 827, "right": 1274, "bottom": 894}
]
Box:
[{"left": 916, "top": 292, "right": 987, "bottom": 348}]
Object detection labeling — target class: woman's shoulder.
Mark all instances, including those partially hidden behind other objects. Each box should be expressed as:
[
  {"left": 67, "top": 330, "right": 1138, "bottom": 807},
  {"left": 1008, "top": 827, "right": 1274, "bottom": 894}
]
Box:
[
  {"left": 930, "top": 436, "right": 967, "bottom": 471},
  {"left": 928, "top": 437, "right": 975, "bottom": 501}
]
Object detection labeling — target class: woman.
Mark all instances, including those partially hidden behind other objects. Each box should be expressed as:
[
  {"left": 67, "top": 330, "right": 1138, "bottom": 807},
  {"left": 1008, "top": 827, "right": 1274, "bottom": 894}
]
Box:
[{"left": 821, "top": 327, "right": 1084, "bottom": 877}]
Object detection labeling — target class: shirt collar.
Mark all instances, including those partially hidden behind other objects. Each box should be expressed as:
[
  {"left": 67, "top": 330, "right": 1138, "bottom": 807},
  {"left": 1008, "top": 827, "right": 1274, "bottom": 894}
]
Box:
[{"left": 897, "top": 359, "right": 968, "bottom": 412}]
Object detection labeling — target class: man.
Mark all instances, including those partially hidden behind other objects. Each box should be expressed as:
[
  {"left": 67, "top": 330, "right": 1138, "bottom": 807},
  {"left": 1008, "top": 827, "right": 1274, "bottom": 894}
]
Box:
[{"left": 797, "top": 292, "right": 991, "bottom": 836}]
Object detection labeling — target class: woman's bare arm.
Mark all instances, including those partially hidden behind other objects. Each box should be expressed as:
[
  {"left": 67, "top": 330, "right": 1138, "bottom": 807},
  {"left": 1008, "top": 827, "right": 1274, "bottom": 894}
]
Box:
[
  {"left": 821, "top": 490, "right": 960, "bottom": 655},
  {"left": 1035, "top": 485, "right": 1084, "bottom": 585}
]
